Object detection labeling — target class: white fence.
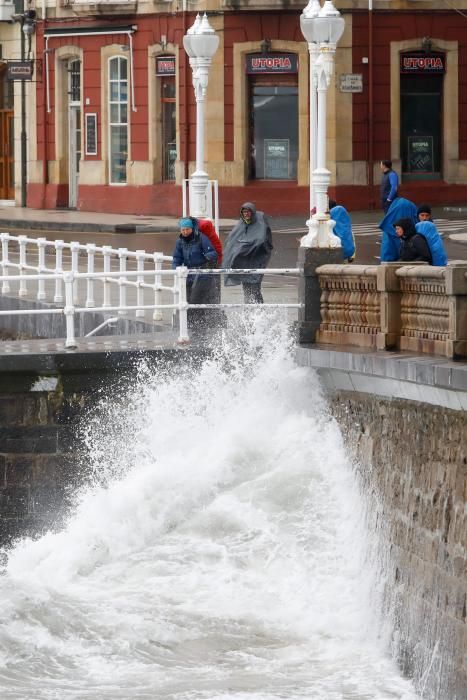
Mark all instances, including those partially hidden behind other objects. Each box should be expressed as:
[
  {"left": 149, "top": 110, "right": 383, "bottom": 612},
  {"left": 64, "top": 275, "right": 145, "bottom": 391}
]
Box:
[{"left": 0, "top": 233, "right": 302, "bottom": 349}]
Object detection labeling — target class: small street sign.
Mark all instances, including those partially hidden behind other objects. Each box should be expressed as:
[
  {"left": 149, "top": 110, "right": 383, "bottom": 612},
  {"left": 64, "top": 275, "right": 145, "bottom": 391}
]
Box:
[{"left": 6, "top": 61, "right": 34, "bottom": 81}]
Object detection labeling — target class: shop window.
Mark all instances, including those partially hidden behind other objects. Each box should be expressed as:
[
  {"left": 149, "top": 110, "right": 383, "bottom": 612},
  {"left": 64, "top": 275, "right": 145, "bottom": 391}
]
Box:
[
  {"left": 108, "top": 56, "right": 128, "bottom": 184},
  {"left": 161, "top": 76, "right": 176, "bottom": 181},
  {"left": 400, "top": 52, "right": 444, "bottom": 180},
  {"left": 248, "top": 74, "right": 298, "bottom": 180}
]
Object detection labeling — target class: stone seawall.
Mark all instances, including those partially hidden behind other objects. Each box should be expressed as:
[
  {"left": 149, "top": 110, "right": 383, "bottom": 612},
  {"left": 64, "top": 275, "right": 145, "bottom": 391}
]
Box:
[
  {"left": 0, "top": 345, "right": 207, "bottom": 548},
  {"left": 296, "top": 347, "right": 467, "bottom": 700},
  {"left": 330, "top": 393, "right": 466, "bottom": 700}
]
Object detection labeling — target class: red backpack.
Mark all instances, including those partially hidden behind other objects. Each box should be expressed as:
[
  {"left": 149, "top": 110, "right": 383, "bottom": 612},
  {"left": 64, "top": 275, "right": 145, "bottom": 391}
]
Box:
[{"left": 198, "top": 219, "right": 223, "bottom": 265}]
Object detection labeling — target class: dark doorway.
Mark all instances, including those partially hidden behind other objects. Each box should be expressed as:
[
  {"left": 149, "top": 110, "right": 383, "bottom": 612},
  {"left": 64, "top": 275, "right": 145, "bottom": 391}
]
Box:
[
  {"left": 400, "top": 73, "right": 443, "bottom": 180},
  {"left": 248, "top": 75, "right": 298, "bottom": 180}
]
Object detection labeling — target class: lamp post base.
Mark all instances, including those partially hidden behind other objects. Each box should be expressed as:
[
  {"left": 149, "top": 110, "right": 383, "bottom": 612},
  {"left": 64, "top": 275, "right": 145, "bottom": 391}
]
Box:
[
  {"left": 188, "top": 170, "right": 209, "bottom": 219},
  {"left": 301, "top": 213, "right": 341, "bottom": 248}
]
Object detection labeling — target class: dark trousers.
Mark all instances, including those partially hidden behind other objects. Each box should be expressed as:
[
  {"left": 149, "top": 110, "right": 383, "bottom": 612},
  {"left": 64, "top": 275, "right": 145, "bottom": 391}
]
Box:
[
  {"left": 242, "top": 282, "right": 263, "bottom": 304},
  {"left": 187, "top": 275, "right": 225, "bottom": 334}
]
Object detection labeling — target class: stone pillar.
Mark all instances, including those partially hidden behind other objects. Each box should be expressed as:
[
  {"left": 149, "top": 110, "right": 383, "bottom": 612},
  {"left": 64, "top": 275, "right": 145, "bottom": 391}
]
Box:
[
  {"left": 297, "top": 246, "right": 343, "bottom": 344},
  {"left": 445, "top": 262, "right": 467, "bottom": 359}
]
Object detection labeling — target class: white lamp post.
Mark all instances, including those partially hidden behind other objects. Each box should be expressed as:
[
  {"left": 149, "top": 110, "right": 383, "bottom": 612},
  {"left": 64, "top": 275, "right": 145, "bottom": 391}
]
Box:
[
  {"left": 183, "top": 13, "right": 219, "bottom": 219},
  {"left": 300, "top": 0, "right": 345, "bottom": 248}
]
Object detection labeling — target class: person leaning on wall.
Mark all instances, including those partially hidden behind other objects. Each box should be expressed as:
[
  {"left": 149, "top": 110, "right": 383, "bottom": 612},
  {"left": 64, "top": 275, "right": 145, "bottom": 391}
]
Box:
[{"left": 328, "top": 199, "right": 356, "bottom": 263}]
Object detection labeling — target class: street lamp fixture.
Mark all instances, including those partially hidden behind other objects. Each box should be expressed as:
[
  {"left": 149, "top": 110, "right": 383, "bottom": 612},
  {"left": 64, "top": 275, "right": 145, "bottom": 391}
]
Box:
[
  {"left": 300, "top": 0, "right": 345, "bottom": 248},
  {"left": 183, "top": 13, "right": 219, "bottom": 219}
]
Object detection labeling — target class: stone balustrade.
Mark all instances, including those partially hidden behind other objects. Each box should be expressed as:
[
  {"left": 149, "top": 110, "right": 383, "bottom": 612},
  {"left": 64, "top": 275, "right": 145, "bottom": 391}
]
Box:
[{"left": 312, "top": 262, "right": 467, "bottom": 359}]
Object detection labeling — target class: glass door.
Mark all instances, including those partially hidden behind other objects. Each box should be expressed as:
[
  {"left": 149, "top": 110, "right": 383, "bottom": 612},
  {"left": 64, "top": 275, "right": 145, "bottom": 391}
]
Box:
[
  {"left": 249, "top": 76, "right": 298, "bottom": 180},
  {"left": 401, "top": 74, "right": 443, "bottom": 180}
]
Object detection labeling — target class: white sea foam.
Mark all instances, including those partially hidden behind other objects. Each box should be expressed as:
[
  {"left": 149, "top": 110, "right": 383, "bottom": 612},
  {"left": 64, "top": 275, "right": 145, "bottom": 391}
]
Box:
[{"left": 0, "top": 312, "right": 419, "bottom": 699}]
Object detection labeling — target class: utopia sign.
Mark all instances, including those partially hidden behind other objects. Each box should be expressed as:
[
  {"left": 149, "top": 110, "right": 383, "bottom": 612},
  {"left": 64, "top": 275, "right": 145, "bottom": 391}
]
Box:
[
  {"left": 6, "top": 61, "right": 34, "bottom": 80},
  {"left": 400, "top": 52, "right": 446, "bottom": 74}
]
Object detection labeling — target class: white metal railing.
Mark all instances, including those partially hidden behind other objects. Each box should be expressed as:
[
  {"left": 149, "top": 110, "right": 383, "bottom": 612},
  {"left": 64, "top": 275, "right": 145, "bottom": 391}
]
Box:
[
  {"left": 182, "top": 179, "right": 219, "bottom": 235},
  {"left": 0, "top": 259, "right": 302, "bottom": 349},
  {"left": 0, "top": 232, "right": 172, "bottom": 322}
]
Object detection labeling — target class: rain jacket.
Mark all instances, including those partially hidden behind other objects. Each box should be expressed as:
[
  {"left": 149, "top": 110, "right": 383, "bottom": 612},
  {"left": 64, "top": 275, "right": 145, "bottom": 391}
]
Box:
[
  {"left": 378, "top": 198, "right": 418, "bottom": 262},
  {"left": 172, "top": 228, "right": 217, "bottom": 280},
  {"left": 415, "top": 221, "right": 448, "bottom": 266},
  {"left": 223, "top": 202, "right": 273, "bottom": 285},
  {"left": 330, "top": 205, "right": 356, "bottom": 261}
]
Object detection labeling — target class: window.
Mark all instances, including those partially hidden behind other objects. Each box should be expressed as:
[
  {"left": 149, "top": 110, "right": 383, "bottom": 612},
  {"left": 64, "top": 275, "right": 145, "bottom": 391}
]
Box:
[{"left": 108, "top": 56, "right": 128, "bottom": 184}]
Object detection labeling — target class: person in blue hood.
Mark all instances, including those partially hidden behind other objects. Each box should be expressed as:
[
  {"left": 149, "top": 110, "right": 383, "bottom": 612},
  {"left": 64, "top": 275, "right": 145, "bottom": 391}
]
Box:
[
  {"left": 329, "top": 200, "right": 356, "bottom": 262},
  {"left": 172, "top": 217, "right": 218, "bottom": 331},
  {"left": 378, "top": 197, "right": 418, "bottom": 262},
  {"left": 415, "top": 220, "right": 448, "bottom": 266}
]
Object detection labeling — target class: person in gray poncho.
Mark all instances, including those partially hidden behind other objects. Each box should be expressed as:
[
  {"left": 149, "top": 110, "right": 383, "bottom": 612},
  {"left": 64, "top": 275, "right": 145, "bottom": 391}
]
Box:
[{"left": 223, "top": 202, "right": 273, "bottom": 304}]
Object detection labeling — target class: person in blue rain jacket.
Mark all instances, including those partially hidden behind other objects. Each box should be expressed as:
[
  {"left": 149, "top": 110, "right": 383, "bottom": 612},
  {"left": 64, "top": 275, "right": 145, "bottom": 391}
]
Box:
[
  {"left": 172, "top": 218, "right": 218, "bottom": 330},
  {"left": 415, "top": 220, "right": 448, "bottom": 266},
  {"left": 378, "top": 197, "right": 418, "bottom": 262},
  {"left": 329, "top": 200, "right": 356, "bottom": 262}
]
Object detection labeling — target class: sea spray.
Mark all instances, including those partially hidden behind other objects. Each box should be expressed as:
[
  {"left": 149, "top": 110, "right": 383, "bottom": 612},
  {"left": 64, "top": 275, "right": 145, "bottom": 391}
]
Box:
[{"left": 0, "top": 312, "right": 418, "bottom": 699}]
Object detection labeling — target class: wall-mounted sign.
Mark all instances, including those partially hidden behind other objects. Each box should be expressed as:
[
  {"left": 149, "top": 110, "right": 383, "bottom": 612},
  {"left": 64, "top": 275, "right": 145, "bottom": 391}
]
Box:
[
  {"left": 246, "top": 53, "right": 298, "bottom": 75},
  {"left": 264, "top": 139, "right": 289, "bottom": 179},
  {"left": 339, "top": 73, "right": 363, "bottom": 92},
  {"left": 400, "top": 52, "right": 446, "bottom": 74},
  {"left": 156, "top": 56, "right": 175, "bottom": 76},
  {"left": 6, "top": 61, "right": 33, "bottom": 81},
  {"left": 85, "top": 113, "right": 97, "bottom": 156},
  {"left": 407, "top": 135, "right": 434, "bottom": 173}
]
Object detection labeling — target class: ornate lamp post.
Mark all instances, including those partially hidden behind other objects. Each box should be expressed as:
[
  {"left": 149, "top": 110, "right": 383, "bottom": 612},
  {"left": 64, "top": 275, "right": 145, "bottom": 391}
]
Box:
[
  {"left": 183, "top": 14, "right": 219, "bottom": 219},
  {"left": 300, "top": 0, "right": 345, "bottom": 248}
]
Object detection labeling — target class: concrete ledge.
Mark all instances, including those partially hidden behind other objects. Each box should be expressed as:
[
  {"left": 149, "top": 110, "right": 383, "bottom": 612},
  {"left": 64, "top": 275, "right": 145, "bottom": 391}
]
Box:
[{"left": 295, "top": 345, "right": 467, "bottom": 411}]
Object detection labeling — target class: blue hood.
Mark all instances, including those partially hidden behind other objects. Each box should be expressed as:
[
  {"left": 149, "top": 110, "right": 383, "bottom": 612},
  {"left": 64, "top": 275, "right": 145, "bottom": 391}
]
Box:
[
  {"left": 378, "top": 198, "right": 418, "bottom": 261},
  {"left": 415, "top": 221, "right": 448, "bottom": 266}
]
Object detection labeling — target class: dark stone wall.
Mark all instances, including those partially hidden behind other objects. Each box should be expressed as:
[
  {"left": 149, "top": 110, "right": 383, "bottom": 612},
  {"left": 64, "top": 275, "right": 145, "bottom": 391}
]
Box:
[
  {"left": 329, "top": 391, "right": 467, "bottom": 700},
  {"left": 0, "top": 347, "right": 208, "bottom": 548}
]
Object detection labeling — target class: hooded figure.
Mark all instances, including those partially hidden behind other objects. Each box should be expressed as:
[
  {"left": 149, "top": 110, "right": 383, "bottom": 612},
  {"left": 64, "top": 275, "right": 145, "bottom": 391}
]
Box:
[
  {"left": 394, "top": 217, "right": 432, "bottom": 264},
  {"left": 223, "top": 202, "right": 273, "bottom": 303},
  {"left": 415, "top": 221, "right": 448, "bottom": 266},
  {"left": 378, "top": 197, "right": 418, "bottom": 262},
  {"left": 329, "top": 202, "right": 356, "bottom": 261}
]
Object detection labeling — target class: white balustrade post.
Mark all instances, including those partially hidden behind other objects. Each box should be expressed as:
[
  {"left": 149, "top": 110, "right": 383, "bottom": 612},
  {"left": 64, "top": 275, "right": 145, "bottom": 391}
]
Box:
[
  {"left": 136, "top": 250, "right": 145, "bottom": 318},
  {"left": 18, "top": 235, "right": 28, "bottom": 297},
  {"left": 153, "top": 253, "right": 163, "bottom": 321},
  {"left": 37, "top": 237, "right": 47, "bottom": 301},
  {"left": 1, "top": 233, "right": 11, "bottom": 294},
  {"left": 102, "top": 245, "right": 112, "bottom": 308},
  {"left": 70, "top": 241, "right": 80, "bottom": 304},
  {"left": 54, "top": 240, "right": 64, "bottom": 303},
  {"left": 86, "top": 243, "right": 97, "bottom": 308},
  {"left": 64, "top": 272, "right": 77, "bottom": 349},
  {"left": 177, "top": 265, "right": 189, "bottom": 343},
  {"left": 118, "top": 248, "right": 128, "bottom": 316}
]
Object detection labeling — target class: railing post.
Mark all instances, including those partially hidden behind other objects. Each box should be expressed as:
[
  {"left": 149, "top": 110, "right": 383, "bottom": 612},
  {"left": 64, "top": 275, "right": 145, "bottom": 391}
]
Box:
[
  {"left": 136, "top": 250, "right": 145, "bottom": 318},
  {"left": 18, "top": 235, "right": 28, "bottom": 297},
  {"left": 153, "top": 252, "right": 163, "bottom": 321},
  {"left": 1, "top": 232, "right": 11, "bottom": 294},
  {"left": 118, "top": 247, "right": 128, "bottom": 316},
  {"left": 70, "top": 241, "right": 80, "bottom": 304},
  {"left": 176, "top": 266, "right": 189, "bottom": 343},
  {"left": 102, "top": 245, "right": 112, "bottom": 308},
  {"left": 441, "top": 262, "right": 467, "bottom": 359},
  {"left": 37, "top": 237, "right": 47, "bottom": 301},
  {"left": 86, "top": 243, "right": 97, "bottom": 308},
  {"left": 376, "top": 263, "right": 403, "bottom": 350},
  {"left": 54, "top": 240, "right": 64, "bottom": 303},
  {"left": 64, "top": 271, "right": 77, "bottom": 349}
]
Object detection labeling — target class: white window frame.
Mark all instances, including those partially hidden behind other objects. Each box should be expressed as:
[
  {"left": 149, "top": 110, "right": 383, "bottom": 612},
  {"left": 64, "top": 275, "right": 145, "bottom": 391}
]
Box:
[{"left": 108, "top": 55, "right": 129, "bottom": 185}]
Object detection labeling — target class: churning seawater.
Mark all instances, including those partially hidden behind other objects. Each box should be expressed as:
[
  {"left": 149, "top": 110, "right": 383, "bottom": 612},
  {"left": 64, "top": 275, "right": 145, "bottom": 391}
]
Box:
[{"left": 0, "top": 314, "right": 419, "bottom": 700}]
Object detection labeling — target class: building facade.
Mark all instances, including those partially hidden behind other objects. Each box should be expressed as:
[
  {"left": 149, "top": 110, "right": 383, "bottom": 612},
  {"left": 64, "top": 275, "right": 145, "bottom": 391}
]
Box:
[{"left": 1, "top": 0, "right": 467, "bottom": 216}]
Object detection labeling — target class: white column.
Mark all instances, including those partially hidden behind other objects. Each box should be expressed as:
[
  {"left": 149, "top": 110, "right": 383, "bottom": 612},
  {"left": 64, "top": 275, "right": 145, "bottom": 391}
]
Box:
[{"left": 189, "top": 58, "right": 211, "bottom": 218}]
